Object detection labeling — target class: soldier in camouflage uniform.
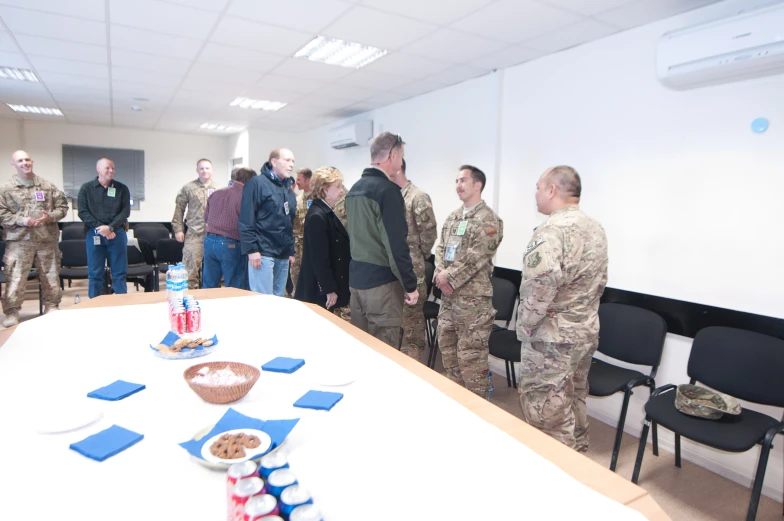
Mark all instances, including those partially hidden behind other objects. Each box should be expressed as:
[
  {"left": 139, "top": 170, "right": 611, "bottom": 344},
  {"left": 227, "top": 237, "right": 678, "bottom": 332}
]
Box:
[
  {"left": 331, "top": 190, "right": 350, "bottom": 322},
  {"left": 390, "top": 159, "right": 437, "bottom": 361},
  {"left": 517, "top": 166, "right": 608, "bottom": 452},
  {"left": 434, "top": 165, "right": 502, "bottom": 395},
  {"left": 289, "top": 168, "right": 312, "bottom": 296},
  {"left": 0, "top": 151, "right": 68, "bottom": 326},
  {"left": 172, "top": 158, "right": 219, "bottom": 289}
]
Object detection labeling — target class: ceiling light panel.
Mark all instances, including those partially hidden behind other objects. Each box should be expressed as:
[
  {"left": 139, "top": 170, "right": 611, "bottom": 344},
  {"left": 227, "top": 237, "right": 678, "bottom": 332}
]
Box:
[
  {"left": 200, "top": 123, "right": 241, "bottom": 131},
  {"left": 0, "top": 66, "right": 39, "bottom": 82},
  {"left": 6, "top": 104, "right": 63, "bottom": 115},
  {"left": 229, "top": 97, "right": 287, "bottom": 111},
  {"left": 294, "top": 36, "right": 387, "bottom": 69}
]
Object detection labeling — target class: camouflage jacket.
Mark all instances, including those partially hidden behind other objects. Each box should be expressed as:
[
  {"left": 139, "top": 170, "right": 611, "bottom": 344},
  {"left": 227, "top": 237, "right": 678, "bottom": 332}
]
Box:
[
  {"left": 402, "top": 182, "right": 437, "bottom": 283},
  {"left": 172, "top": 179, "right": 218, "bottom": 235},
  {"left": 0, "top": 174, "right": 68, "bottom": 242},
  {"left": 292, "top": 191, "right": 311, "bottom": 261},
  {"left": 333, "top": 197, "right": 347, "bottom": 229},
  {"left": 517, "top": 206, "right": 608, "bottom": 344},
  {"left": 435, "top": 200, "right": 503, "bottom": 298}
]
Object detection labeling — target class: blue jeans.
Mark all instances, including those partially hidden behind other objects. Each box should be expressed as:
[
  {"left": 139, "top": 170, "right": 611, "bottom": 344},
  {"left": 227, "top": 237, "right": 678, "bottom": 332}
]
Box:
[
  {"left": 202, "top": 234, "right": 248, "bottom": 289},
  {"left": 86, "top": 228, "right": 127, "bottom": 298},
  {"left": 248, "top": 256, "right": 288, "bottom": 296}
]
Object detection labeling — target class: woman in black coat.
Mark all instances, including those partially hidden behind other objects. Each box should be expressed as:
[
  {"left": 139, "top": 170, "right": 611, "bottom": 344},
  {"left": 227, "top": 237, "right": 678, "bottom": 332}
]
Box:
[{"left": 295, "top": 167, "right": 350, "bottom": 312}]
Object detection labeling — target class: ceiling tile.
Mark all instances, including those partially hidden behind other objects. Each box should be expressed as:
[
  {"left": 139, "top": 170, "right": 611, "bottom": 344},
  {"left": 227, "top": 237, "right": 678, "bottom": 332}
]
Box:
[
  {"left": 0, "top": 50, "right": 31, "bottom": 68},
  {"left": 161, "top": 0, "right": 231, "bottom": 12},
  {"left": 15, "top": 35, "right": 107, "bottom": 64},
  {"left": 185, "top": 62, "right": 264, "bottom": 88},
  {"left": 168, "top": 90, "right": 232, "bottom": 109},
  {"left": 360, "top": 0, "right": 496, "bottom": 25},
  {"left": 595, "top": 0, "right": 721, "bottom": 29},
  {"left": 227, "top": 0, "right": 352, "bottom": 33},
  {"left": 294, "top": 93, "right": 353, "bottom": 110},
  {"left": 27, "top": 56, "right": 108, "bottom": 79},
  {"left": 539, "top": 0, "right": 637, "bottom": 16},
  {"left": 0, "top": 81, "right": 53, "bottom": 103},
  {"left": 48, "top": 87, "right": 111, "bottom": 104},
  {"left": 198, "top": 43, "right": 284, "bottom": 73},
  {"left": 37, "top": 70, "right": 108, "bottom": 89},
  {"left": 0, "top": 32, "right": 17, "bottom": 52},
  {"left": 0, "top": 0, "right": 105, "bottom": 21},
  {"left": 322, "top": 6, "right": 436, "bottom": 50},
  {"left": 468, "top": 45, "right": 542, "bottom": 70},
  {"left": 112, "top": 66, "right": 183, "bottom": 87},
  {"left": 110, "top": 48, "right": 192, "bottom": 74},
  {"left": 270, "top": 58, "right": 355, "bottom": 82},
  {"left": 210, "top": 17, "right": 312, "bottom": 55},
  {"left": 402, "top": 28, "right": 507, "bottom": 63},
  {"left": 361, "top": 52, "right": 452, "bottom": 78},
  {"left": 237, "top": 85, "right": 304, "bottom": 104},
  {"left": 451, "top": 0, "right": 582, "bottom": 43},
  {"left": 0, "top": 7, "right": 106, "bottom": 46},
  {"left": 393, "top": 79, "right": 447, "bottom": 97},
  {"left": 112, "top": 80, "right": 176, "bottom": 100},
  {"left": 254, "top": 74, "right": 328, "bottom": 94},
  {"left": 112, "top": 92, "right": 168, "bottom": 109},
  {"left": 111, "top": 25, "right": 203, "bottom": 60},
  {"left": 66, "top": 113, "right": 113, "bottom": 125},
  {"left": 334, "top": 69, "right": 412, "bottom": 90},
  {"left": 313, "top": 83, "right": 378, "bottom": 101},
  {"left": 109, "top": 0, "right": 221, "bottom": 38},
  {"left": 523, "top": 19, "right": 619, "bottom": 53},
  {"left": 59, "top": 102, "right": 111, "bottom": 114},
  {"left": 424, "top": 64, "right": 488, "bottom": 86}
]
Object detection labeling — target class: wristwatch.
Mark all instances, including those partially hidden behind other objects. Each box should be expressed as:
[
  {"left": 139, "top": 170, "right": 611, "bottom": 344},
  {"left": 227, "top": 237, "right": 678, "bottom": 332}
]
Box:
[{"left": 108, "top": 226, "right": 115, "bottom": 232}]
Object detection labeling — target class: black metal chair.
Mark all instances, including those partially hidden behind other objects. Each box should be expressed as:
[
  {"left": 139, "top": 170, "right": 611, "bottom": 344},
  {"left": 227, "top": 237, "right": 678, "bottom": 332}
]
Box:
[
  {"left": 61, "top": 226, "right": 86, "bottom": 241},
  {"left": 133, "top": 225, "right": 170, "bottom": 258},
  {"left": 0, "top": 241, "right": 42, "bottom": 315},
  {"left": 631, "top": 326, "right": 784, "bottom": 521},
  {"left": 487, "top": 277, "right": 520, "bottom": 387},
  {"left": 588, "top": 303, "right": 667, "bottom": 472},
  {"left": 125, "top": 242, "right": 156, "bottom": 292},
  {"left": 58, "top": 239, "right": 91, "bottom": 290},
  {"left": 156, "top": 238, "right": 183, "bottom": 271},
  {"left": 423, "top": 261, "right": 442, "bottom": 369}
]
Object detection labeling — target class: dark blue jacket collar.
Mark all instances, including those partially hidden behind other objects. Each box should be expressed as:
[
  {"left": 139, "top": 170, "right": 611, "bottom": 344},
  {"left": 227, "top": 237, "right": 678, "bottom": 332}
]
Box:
[{"left": 261, "top": 161, "right": 294, "bottom": 188}]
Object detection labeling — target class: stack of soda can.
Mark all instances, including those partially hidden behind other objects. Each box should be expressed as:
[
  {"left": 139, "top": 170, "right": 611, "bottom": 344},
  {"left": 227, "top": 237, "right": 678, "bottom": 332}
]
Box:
[
  {"left": 168, "top": 297, "right": 201, "bottom": 334},
  {"left": 226, "top": 451, "right": 321, "bottom": 521}
]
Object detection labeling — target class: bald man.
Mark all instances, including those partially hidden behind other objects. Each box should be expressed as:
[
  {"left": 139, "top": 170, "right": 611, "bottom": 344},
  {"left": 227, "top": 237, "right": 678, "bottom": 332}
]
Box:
[
  {"left": 0, "top": 151, "right": 68, "bottom": 326},
  {"left": 77, "top": 158, "right": 131, "bottom": 298},
  {"left": 516, "top": 166, "right": 608, "bottom": 453}
]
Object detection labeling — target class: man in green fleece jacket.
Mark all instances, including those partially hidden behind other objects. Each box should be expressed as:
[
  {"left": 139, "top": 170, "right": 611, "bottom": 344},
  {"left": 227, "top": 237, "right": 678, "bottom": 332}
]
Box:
[{"left": 345, "top": 132, "right": 419, "bottom": 348}]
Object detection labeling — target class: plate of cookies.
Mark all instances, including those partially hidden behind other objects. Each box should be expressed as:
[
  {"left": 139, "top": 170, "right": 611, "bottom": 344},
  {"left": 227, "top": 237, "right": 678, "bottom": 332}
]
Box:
[
  {"left": 150, "top": 331, "right": 219, "bottom": 359},
  {"left": 201, "top": 429, "right": 272, "bottom": 465}
]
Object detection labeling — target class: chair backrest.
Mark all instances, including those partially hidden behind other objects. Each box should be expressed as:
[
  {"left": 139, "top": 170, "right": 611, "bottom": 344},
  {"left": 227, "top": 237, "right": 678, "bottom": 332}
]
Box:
[
  {"left": 134, "top": 226, "right": 170, "bottom": 246},
  {"left": 156, "top": 238, "right": 183, "bottom": 265},
  {"left": 688, "top": 326, "right": 784, "bottom": 407},
  {"left": 425, "top": 261, "right": 435, "bottom": 298},
  {"left": 491, "top": 277, "right": 517, "bottom": 324},
  {"left": 59, "top": 239, "right": 88, "bottom": 267},
  {"left": 597, "top": 303, "right": 667, "bottom": 368},
  {"left": 127, "top": 245, "right": 146, "bottom": 265},
  {"left": 61, "top": 226, "right": 86, "bottom": 241}
]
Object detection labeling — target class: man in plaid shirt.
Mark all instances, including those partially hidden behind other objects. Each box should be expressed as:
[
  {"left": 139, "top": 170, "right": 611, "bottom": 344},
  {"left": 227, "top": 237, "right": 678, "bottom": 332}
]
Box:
[{"left": 202, "top": 167, "right": 257, "bottom": 289}]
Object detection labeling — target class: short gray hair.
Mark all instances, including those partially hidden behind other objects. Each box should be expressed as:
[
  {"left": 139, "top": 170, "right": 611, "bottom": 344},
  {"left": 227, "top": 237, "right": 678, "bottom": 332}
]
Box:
[{"left": 370, "top": 132, "right": 404, "bottom": 163}]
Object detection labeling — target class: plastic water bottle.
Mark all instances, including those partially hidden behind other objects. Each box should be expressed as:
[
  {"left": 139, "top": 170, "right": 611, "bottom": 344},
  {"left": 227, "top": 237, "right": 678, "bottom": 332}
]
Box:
[
  {"left": 486, "top": 372, "right": 495, "bottom": 402},
  {"left": 74, "top": 294, "right": 80, "bottom": 305},
  {"left": 180, "top": 263, "right": 188, "bottom": 298},
  {"left": 166, "top": 265, "right": 174, "bottom": 300},
  {"left": 172, "top": 264, "right": 183, "bottom": 300}
]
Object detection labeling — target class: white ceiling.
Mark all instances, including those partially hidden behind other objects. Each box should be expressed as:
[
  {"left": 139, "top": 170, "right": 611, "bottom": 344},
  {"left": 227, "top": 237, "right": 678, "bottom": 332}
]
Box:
[{"left": 0, "top": 0, "right": 720, "bottom": 135}]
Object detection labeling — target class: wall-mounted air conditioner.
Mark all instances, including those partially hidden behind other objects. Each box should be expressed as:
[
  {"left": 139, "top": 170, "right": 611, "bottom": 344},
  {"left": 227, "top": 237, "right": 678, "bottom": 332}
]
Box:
[
  {"left": 657, "top": 2, "right": 784, "bottom": 89},
  {"left": 329, "top": 121, "right": 373, "bottom": 149}
]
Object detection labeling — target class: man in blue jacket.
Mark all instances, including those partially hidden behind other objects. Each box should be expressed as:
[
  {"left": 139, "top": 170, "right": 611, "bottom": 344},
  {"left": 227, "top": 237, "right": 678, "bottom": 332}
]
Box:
[{"left": 239, "top": 148, "right": 297, "bottom": 296}]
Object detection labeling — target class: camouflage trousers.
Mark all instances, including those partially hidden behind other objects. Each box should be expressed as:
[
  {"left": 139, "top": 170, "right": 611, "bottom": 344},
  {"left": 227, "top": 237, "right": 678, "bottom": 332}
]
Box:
[
  {"left": 2, "top": 240, "right": 62, "bottom": 315},
  {"left": 518, "top": 339, "right": 598, "bottom": 452},
  {"left": 437, "top": 295, "right": 495, "bottom": 395},
  {"left": 183, "top": 231, "right": 204, "bottom": 290},
  {"left": 400, "top": 281, "right": 427, "bottom": 363},
  {"left": 289, "top": 252, "right": 301, "bottom": 298},
  {"left": 333, "top": 306, "right": 350, "bottom": 322}
]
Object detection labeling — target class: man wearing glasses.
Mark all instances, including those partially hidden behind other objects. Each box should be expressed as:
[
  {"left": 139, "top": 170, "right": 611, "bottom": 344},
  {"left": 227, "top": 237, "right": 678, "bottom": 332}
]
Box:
[{"left": 345, "top": 132, "right": 418, "bottom": 348}]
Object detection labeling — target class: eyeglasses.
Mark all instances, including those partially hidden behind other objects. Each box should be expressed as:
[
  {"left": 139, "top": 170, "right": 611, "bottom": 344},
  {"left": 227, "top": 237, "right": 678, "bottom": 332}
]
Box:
[{"left": 385, "top": 134, "right": 403, "bottom": 162}]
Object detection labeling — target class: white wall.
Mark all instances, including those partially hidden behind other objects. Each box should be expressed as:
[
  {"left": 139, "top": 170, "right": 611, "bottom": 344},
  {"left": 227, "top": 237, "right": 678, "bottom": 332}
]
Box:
[
  {"left": 0, "top": 120, "right": 230, "bottom": 222},
  {"left": 247, "top": 0, "right": 784, "bottom": 501}
]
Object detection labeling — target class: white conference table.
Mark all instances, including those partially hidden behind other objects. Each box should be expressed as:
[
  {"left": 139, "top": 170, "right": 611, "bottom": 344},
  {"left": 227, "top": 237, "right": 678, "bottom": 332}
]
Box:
[{"left": 0, "top": 289, "right": 669, "bottom": 521}]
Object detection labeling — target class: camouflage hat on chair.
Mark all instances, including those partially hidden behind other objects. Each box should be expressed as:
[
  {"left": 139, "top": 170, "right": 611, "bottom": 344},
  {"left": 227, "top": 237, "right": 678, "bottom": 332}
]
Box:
[{"left": 675, "top": 384, "right": 742, "bottom": 420}]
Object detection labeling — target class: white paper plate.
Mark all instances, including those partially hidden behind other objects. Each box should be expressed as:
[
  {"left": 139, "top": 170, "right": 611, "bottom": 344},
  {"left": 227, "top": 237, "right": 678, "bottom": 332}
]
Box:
[
  {"left": 200, "top": 428, "right": 272, "bottom": 465},
  {"left": 35, "top": 403, "right": 103, "bottom": 434}
]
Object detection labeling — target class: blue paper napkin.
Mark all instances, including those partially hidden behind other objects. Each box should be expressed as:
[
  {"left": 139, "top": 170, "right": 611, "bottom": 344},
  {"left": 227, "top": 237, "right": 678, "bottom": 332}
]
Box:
[
  {"left": 70, "top": 425, "right": 144, "bottom": 462},
  {"left": 293, "top": 390, "right": 344, "bottom": 411},
  {"left": 179, "top": 408, "right": 300, "bottom": 461},
  {"left": 262, "top": 357, "right": 305, "bottom": 374},
  {"left": 87, "top": 380, "right": 146, "bottom": 401}
]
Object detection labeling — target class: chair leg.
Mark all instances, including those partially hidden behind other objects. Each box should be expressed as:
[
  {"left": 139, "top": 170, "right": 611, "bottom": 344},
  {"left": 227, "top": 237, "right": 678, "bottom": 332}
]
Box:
[
  {"left": 747, "top": 435, "right": 775, "bottom": 521},
  {"left": 675, "top": 432, "right": 682, "bottom": 468},
  {"left": 38, "top": 282, "right": 43, "bottom": 315},
  {"left": 610, "top": 389, "right": 632, "bottom": 472},
  {"left": 68, "top": 279, "right": 71, "bottom": 288},
  {"left": 428, "top": 329, "right": 439, "bottom": 369},
  {"left": 511, "top": 362, "right": 517, "bottom": 389},
  {"left": 504, "top": 360, "right": 512, "bottom": 388},
  {"left": 652, "top": 421, "right": 659, "bottom": 456},
  {"left": 631, "top": 419, "right": 651, "bottom": 484}
]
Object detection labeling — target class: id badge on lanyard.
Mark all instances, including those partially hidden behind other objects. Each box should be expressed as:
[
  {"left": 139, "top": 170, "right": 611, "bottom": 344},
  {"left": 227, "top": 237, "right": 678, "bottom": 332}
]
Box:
[{"left": 445, "top": 235, "right": 462, "bottom": 262}]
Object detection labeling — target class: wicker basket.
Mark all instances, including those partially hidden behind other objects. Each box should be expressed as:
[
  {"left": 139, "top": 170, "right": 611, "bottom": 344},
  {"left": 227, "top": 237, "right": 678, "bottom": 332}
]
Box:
[{"left": 184, "top": 361, "right": 260, "bottom": 404}]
